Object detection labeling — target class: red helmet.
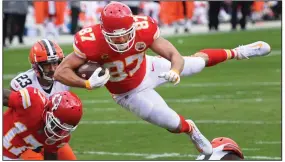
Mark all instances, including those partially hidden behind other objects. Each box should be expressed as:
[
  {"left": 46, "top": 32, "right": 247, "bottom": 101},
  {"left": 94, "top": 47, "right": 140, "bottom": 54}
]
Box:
[
  {"left": 211, "top": 137, "right": 244, "bottom": 159},
  {"left": 44, "top": 91, "right": 83, "bottom": 143},
  {"left": 101, "top": 2, "right": 136, "bottom": 53},
  {"left": 29, "top": 39, "right": 64, "bottom": 83}
]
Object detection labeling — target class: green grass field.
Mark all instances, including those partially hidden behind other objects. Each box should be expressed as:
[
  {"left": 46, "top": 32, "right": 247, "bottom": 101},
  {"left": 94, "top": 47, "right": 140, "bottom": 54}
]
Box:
[{"left": 3, "top": 28, "right": 281, "bottom": 160}]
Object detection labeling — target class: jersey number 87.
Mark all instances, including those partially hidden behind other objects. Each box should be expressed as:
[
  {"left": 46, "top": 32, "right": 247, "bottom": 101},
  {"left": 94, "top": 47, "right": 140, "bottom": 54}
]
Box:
[{"left": 78, "top": 16, "right": 150, "bottom": 82}]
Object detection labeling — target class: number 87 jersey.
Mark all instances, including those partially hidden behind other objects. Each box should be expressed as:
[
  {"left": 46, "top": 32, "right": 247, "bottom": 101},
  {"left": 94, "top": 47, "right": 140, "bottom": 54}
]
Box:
[{"left": 73, "top": 15, "right": 160, "bottom": 94}]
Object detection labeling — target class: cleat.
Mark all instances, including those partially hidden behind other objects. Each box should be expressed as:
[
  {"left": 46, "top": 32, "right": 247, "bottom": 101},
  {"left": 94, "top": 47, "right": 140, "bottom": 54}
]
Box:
[
  {"left": 234, "top": 41, "right": 271, "bottom": 60},
  {"left": 186, "top": 120, "right": 213, "bottom": 155}
]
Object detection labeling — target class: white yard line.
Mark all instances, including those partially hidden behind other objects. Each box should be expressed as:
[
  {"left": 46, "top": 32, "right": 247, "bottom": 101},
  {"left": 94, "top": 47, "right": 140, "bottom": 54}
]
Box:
[
  {"left": 3, "top": 71, "right": 281, "bottom": 88},
  {"left": 162, "top": 82, "right": 280, "bottom": 88},
  {"left": 242, "top": 148, "right": 261, "bottom": 151},
  {"left": 80, "top": 120, "right": 281, "bottom": 125},
  {"left": 266, "top": 50, "right": 282, "bottom": 56},
  {"left": 81, "top": 97, "right": 271, "bottom": 104},
  {"left": 73, "top": 150, "right": 280, "bottom": 160},
  {"left": 255, "top": 141, "right": 281, "bottom": 145},
  {"left": 84, "top": 108, "right": 117, "bottom": 112}
]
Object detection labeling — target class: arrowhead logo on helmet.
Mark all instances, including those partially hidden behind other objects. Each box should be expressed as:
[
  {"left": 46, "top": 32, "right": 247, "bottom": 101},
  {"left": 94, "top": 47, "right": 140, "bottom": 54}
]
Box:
[
  {"left": 44, "top": 91, "right": 83, "bottom": 144},
  {"left": 51, "top": 94, "right": 63, "bottom": 111}
]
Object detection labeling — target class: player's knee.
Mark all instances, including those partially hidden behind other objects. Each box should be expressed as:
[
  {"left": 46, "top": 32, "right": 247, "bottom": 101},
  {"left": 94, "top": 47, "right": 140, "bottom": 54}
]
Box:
[
  {"left": 182, "top": 56, "right": 206, "bottom": 76},
  {"left": 147, "top": 107, "right": 180, "bottom": 131},
  {"left": 192, "top": 51, "right": 209, "bottom": 62},
  {"left": 168, "top": 115, "right": 190, "bottom": 133}
]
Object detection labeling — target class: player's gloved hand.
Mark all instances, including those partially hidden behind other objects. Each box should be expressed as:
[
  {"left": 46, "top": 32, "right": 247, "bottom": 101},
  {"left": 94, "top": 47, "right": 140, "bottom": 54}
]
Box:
[
  {"left": 85, "top": 68, "right": 110, "bottom": 89},
  {"left": 158, "top": 69, "right": 180, "bottom": 85}
]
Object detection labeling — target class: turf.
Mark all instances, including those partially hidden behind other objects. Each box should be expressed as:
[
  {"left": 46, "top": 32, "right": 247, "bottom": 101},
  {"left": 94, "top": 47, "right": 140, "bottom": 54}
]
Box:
[{"left": 3, "top": 28, "right": 281, "bottom": 160}]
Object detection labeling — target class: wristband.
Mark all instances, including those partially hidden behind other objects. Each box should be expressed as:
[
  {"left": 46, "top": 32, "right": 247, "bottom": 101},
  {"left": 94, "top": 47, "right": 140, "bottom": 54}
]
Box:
[
  {"left": 85, "top": 80, "right": 92, "bottom": 90},
  {"left": 171, "top": 69, "right": 180, "bottom": 75}
]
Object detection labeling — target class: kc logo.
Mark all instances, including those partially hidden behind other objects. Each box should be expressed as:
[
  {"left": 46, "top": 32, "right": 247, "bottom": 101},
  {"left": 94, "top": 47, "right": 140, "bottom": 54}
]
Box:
[
  {"left": 51, "top": 94, "right": 63, "bottom": 111},
  {"left": 135, "top": 42, "right": 146, "bottom": 51}
]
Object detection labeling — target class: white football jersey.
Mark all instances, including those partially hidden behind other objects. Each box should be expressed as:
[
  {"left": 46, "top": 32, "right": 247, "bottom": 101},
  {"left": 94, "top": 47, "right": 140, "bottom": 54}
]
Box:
[
  {"left": 196, "top": 145, "right": 231, "bottom": 160},
  {"left": 10, "top": 69, "right": 70, "bottom": 97}
]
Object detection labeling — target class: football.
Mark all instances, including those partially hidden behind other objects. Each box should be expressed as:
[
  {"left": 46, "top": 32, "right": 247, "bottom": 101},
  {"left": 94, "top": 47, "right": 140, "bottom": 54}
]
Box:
[{"left": 75, "top": 61, "right": 105, "bottom": 80}]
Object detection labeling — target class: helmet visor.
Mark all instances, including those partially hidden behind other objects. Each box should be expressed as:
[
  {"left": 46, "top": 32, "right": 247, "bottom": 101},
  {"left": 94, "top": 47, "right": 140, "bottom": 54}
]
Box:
[
  {"left": 44, "top": 112, "right": 76, "bottom": 142},
  {"left": 102, "top": 25, "right": 136, "bottom": 53}
]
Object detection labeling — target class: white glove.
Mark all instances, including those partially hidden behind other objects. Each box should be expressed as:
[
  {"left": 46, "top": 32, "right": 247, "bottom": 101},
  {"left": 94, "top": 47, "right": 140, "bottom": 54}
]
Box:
[
  {"left": 85, "top": 68, "right": 110, "bottom": 89},
  {"left": 158, "top": 69, "right": 180, "bottom": 85}
]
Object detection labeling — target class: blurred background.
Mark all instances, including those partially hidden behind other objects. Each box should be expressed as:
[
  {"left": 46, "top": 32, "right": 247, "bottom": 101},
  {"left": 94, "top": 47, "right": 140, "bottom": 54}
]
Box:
[{"left": 3, "top": 0, "right": 282, "bottom": 48}]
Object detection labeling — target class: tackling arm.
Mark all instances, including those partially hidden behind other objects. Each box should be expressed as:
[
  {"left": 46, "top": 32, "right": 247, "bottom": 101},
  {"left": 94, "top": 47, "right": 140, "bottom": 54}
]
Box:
[
  {"left": 150, "top": 37, "right": 185, "bottom": 73},
  {"left": 3, "top": 88, "right": 12, "bottom": 107},
  {"left": 54, "top": 52, "right": 87, "bottom": 88}
]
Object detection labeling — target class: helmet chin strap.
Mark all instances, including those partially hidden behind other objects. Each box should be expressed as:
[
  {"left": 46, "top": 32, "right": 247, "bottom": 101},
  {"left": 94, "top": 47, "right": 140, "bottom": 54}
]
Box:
[{"left": 44, "top": 112, "right": 71, "bottom": 143}]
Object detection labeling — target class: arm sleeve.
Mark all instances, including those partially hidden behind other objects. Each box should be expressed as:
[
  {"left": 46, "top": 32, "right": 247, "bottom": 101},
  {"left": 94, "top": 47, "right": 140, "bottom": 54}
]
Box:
[
  {"left": 73, "top": 37, "right": 87, "bottom": 59},
  {"left": 8, "top": 88, "right": 32, "bottom": 110},
  {"left": 73, "top": 29, "right": 96, "bottom": 59},
  {"left": 8, "top": 87, "right": 48, "bottom": 114},
  {"left": 145, "top": 16, "right": 160, "bottom": 43}
]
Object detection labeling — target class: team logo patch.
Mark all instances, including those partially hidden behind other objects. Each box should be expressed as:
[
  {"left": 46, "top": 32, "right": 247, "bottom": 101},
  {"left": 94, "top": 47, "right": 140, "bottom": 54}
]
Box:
[
  {"left": 101, "top": 54, "right": 109, "bottom": 60},
  {"left": 135, "top": 42, "right": 146, "bottom": 51}
]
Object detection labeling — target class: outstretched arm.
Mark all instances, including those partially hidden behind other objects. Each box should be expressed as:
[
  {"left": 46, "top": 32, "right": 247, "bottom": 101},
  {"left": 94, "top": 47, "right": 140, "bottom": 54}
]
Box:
[
  {"left": 150, "top": 37, "right": 185, "bottom": 73},
  {"left": 150, "top": 37, "right": 184, "bottom": 85},
  {"left": 54, "top": 52, "right": 87, "bottom": 88},
  {"left": 3, "top": 88, "right": 12, "bottom": 107},
  {"left": 54, "top": 52, "right": 110, "bottom": 90}
]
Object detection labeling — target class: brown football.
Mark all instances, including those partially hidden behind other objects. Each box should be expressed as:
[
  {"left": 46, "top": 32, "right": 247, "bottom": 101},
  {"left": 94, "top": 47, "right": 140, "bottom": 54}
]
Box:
[{"left": 75, "top": 61, "right": 105, "bottom": 80}]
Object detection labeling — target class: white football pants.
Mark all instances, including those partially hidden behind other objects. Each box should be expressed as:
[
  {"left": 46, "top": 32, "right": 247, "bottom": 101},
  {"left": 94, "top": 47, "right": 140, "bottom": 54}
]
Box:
[
  {"left": 3, "top": 156, "right": 20, "bottom": 160},
  {"left": 113, "top": 55, "right": 206, "bottom": 131}
]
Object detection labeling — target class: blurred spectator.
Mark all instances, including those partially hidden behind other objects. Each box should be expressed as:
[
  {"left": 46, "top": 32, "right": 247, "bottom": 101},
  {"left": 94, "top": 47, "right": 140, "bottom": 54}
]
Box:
[
  {"left": 80, "top": 1, "right": 106, "bottom": 28},
  {"left": 160, "top": 1, "right": 194, "bottom": 33},
  {"left": 3, "top": 0, "right": 281, "bottom": 46},
  {"left": 251, "top": 1, "right": 265, "bottom": 22},
  {"left": 70, "top": 1, "right": 81, "bottom": 34},
  {"left": 181, "top": 1, "right": 195, "bottom": 33},
  {"left": 3, "top": 2, "right": 9, "bottom": 47},
  {"left": 271, "top": 1, "right": 281, "bottom": 19},
  {"left": 121, "top": 1, "right": 141, "bottom": 15},
  {"left": 192, "top": 1, "right": 208, "bottom": 25},
  {"left": 263, "top": 1, "right": 282, "bottom": 20},
  {"left": 208, "top": 1, "right": 231, "bottom": 31},
  {"left": 33, "top": 1, "right": 67, "bottom": 38},
  {"left": 208, "top": 1, "right": 223, "bottom": 31},
  {"left": 3, "top": 1, "right": 29, "bottom": 46},
  {"left": 142, "top": 1, "right": 160, "bottom": 24},
  {"left": 231, "top": 1, "right": 254, "bottom": 30}
]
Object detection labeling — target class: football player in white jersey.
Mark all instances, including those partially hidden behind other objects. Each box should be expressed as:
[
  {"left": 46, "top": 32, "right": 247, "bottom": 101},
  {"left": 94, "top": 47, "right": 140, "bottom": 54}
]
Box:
[
  {"left": 196, "top": 137, "right": 244, "bottom": 160},
  {"left": 9, "top": 39, "right": 76, "bottom": 160},
  {"left": 10, "top": 39, "right": 69, "bottom": 97}
]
